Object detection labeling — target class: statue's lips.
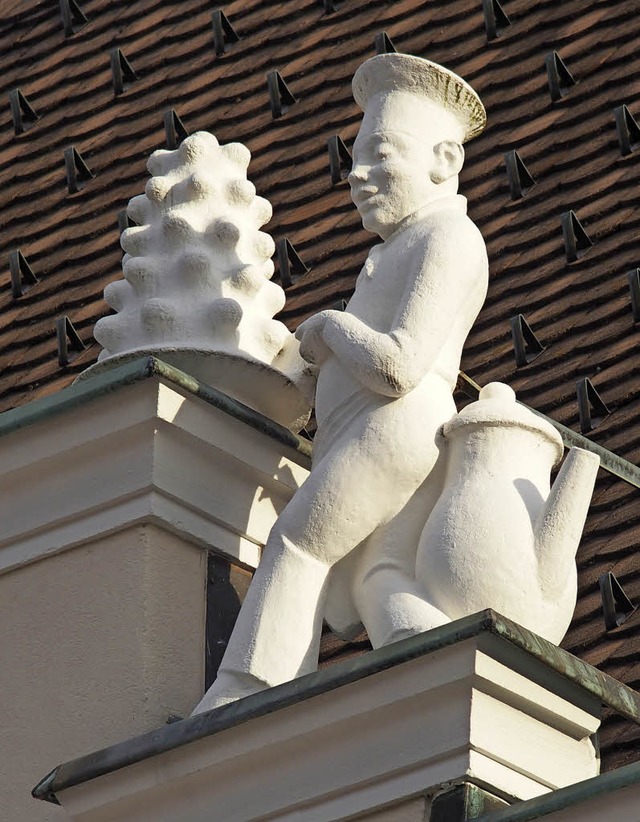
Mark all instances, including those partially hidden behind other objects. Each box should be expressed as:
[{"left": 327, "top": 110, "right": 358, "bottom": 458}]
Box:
[{"left": 351, "top": 186, "right": 380, "bottom": 209}]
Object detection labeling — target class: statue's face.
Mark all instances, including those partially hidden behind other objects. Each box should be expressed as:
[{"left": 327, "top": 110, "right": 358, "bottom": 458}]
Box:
[{"left": 348, "top": 129, "right": 439, "bottom": 240}]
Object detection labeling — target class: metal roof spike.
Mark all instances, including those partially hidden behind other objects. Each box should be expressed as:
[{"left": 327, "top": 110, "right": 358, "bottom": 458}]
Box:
[
  {"left": 164, "top": 110, "right": 189, "bottom": 150},
  {"left": 9, "top": 88, "right": 39, "bottom": 134},
  {"left": 614, "top": 105, "right": 640, "bottom": 157},
  {"left": 627, "top": 269, "right": 640, "bottom": 323},
  {"left": 319, "top": 0, "right": 344, "bottom": 13},
  {"left": 301, "top": 413, "right": 317, "bottom": 442},
  {"left": 561, "top": 210, "right": 593, "bottom": 263},
  {"left": 276, "top": 239, "right": 309, "bottom": 288},
  {"left": 504, "top": 149, "right": 535, "bottom": 199},
  {"left": 576, "top": 377, "right": 610, "bottom": 433},
  {"left": 267, "top": 70, "right": 297, "bottom": 119},
  {"left": 56, "top": 316, "right": 86, "bottom": 367},
  {"left": 212, "top": 9, "right": 240, "bottom": 56},
  {"left": 545, "top": 51, "right": 576, "bottom": 102},
  {"left": 59, "top": 0, "right": 88, "bottom": 36},
  {"left": 483, "top": 0, "right": 511, "bottom": 41},
  {"left": 328, "top": 135, "right": 352, "bottom": 184},
  {"left": 510, "top": 314, "right": 545, "bottom": 366},
  {"left": 599, "top": 572, "right": 637, "bottom": 631},
  {"left": 9, "top": 249, "right": 39, "bottom": 299},
  {"left": 64, "top": 146, "right": 94, "bottom": 194},
  {"left": 375, "top": 32, "right": 397, "bottom": 55},
  {"left": 110, "top": 48, "right": 137, "bottom": 96}
]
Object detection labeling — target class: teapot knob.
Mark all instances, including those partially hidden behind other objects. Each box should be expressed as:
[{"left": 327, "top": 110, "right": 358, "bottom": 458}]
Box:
[{"left": 479, "top": 382, "right": 516, "bottom": 403}]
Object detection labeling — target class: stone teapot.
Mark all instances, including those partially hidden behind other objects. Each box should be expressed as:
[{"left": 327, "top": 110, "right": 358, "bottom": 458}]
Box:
[{"left": 416, "top": 382, "right": 600, "bottom": 643}]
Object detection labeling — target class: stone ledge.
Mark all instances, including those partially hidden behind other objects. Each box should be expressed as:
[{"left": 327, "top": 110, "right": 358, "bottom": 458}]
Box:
[
  {"left": 33, "top": 611, "right": 640, "bottom": 822},
  {"left": 473, "top": 760, "right": 640, "bottom": 822},
  {"left": 0, "top": 357, "right": 310, "bottom": 575}
]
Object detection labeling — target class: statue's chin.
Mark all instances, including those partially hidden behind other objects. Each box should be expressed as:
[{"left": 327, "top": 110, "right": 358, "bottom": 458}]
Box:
[{"left": 359, "top": 209, "right": 390, "bottom": 239}]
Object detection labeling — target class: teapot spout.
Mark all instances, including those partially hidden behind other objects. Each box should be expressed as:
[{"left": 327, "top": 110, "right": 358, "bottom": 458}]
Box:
[{"left": 535, "top": 446, "right": 600, "bottom": 598}]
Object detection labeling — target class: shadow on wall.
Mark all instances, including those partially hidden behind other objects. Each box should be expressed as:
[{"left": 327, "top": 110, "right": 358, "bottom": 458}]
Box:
[{"left": 166, "top": 392, "right": 311, "bottom": 690}]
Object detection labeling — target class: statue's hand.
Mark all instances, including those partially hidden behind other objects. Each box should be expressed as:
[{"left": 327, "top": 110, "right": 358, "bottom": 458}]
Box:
[{"left": 295, "top": 311, "right": 335, "bottom": 365}]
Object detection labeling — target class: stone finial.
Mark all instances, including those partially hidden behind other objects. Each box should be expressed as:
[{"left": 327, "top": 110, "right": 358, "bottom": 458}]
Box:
[{"left": 80, "top": 131, "right": 312, "bottom": 431}]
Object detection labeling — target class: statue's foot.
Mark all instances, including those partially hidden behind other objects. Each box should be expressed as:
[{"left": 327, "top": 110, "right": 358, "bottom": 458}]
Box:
[{"left": 190, "top": 671, "right": 270, "bottom": 716}]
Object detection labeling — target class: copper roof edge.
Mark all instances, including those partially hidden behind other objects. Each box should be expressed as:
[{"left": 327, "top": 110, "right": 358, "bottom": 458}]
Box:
[
  {"left": 0, "top": 355, "right": 312, "bottom": 460},
  {"left": 31, "top": 608, "right": 640, "bottom": 805},
  {"left": 473, "top": 758, "right": 640, "bottom": 822}
]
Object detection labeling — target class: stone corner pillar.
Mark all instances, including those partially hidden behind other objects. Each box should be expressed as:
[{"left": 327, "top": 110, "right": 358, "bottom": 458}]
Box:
[
  {"left": 35, "top": 611, "right": 624, "bottom": 822},
  {"left": 0, "top": 358, "right": 310, "bottom": 822}
]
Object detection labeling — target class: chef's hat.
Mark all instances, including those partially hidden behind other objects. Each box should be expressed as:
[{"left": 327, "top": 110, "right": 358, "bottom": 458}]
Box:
[{"left": 353, "top": 54, "right": 486, "bottom": 144}]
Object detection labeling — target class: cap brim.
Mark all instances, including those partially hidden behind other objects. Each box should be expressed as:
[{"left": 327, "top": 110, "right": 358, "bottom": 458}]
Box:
[{"left": 352, "top": 54, "right": 487, "bottom": 143}]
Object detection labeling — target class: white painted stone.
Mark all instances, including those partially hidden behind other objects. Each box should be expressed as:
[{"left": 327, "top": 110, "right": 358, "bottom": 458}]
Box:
[
  {"left": 0, "top": 374, "right": 311, "bottom": 822},
  {"left": 53, "top": 636, "right": 602, "bottom": 822},
  {"left": 82, "top": 132, "right": 312, "bottom": 431},
  {"left": 415, "top": 382, "right": 601, "bottom": 644},
  {"left": 191, "top": 55, "right": 600, "bottom": 715},
  {"left": 1, "top": 524, "right": 207, "bottom": 822},
  {"left": 193, "top": 53, "right": 490, "bottom": 714},
  {"left": 0, "top": 378, "right": 309, "bottom": 577}
]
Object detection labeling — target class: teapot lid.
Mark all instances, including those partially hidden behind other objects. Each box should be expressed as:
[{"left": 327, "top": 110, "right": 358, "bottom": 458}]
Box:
[{"left": 444, "top": 382, "right": 564, "bottom": 463}]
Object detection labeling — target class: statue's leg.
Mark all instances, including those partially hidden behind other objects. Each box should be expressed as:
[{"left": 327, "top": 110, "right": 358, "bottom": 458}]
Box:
[
  {"left": 192, "top": 415, "right": 439, "bottom": 715},
  {"left": 352, "top": 459, "right": 450, "bottom": 649},
  {"left": 193, "top": 532, "right": 330, "bottom": 713}
]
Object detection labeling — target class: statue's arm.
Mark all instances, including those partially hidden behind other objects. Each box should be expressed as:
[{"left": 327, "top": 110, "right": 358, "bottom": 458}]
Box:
[{"left": 321, "top": 218, "right": 488, "bottom": 397}]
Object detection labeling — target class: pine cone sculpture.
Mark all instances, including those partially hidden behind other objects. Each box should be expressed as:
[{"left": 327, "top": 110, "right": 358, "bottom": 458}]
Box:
[{"left": 83, "top": 132, "right": 312, "bottom": 431}]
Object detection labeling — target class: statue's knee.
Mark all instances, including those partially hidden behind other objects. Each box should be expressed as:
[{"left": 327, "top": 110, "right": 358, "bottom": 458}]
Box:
[{"left": 267, "top": 525, "right": 335, "bottom": 567}]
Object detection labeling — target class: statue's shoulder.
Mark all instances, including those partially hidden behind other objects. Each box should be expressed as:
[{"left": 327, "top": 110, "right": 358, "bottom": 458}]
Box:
[{"left": 411, "top": 206, "right": 487, "bottom": 259}]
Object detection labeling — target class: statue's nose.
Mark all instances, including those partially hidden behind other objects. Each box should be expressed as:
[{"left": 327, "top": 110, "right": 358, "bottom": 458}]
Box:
[{"left": 348, "top": 165, "right": 368, "bottom": 187}]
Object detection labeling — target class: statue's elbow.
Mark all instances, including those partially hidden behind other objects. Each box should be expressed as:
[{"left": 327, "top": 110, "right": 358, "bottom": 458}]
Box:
[
  {"left": 379, "top": 364, "right": 420, "bottom": 397},
  {"left": 363, "top": 346, "right": 424, "bottom": 397}
]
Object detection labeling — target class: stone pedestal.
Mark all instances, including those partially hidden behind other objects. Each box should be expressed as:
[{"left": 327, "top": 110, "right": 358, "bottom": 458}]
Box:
[
  {"left": 0, "top": 357, "right": 309, "bottom": 822},
  {"left": 0, "top": 357, "right": 310, "bottom": 576},
  {"left": 33, "top": 612, "right": 623, "bottom": 822}
]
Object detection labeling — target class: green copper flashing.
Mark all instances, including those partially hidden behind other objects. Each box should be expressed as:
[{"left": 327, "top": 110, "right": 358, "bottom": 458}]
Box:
[
  {"left": 472, "top": 759, "right": 640, "bottom": 821},
  {"left": 536, "top": 412, "right": 640, "bottom": 489},
  {"left": 430, "top": 782, "right": 508, "bottom": 820},
  {"left": 0, "top": 356, "right": 312, "bottom": 460},
  {"left": 32, "top": 609, "right": 640, "bottom": 805},
  {"left": 487, "top": 614, "right": 640, "bottom": 723}
]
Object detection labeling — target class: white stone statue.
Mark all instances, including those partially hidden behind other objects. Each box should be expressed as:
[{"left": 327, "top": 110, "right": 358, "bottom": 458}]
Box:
[
  {"left": 191, "top": 55, "right": 601, "bottom": 715},
  {"left": 192, "top": 54, "right": 492, "bottom": 714},
  {"left": 79, "top": 132, "right": 312, "bottom": 432}
]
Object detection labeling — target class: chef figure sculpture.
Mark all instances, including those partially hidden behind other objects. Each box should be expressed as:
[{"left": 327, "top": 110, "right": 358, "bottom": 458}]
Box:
[{"left": 193, "top": 53, "right": 489, "bottom": 713}]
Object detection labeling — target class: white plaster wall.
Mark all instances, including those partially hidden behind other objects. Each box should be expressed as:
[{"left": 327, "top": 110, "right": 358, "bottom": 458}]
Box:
[{"left": 0, "top": 524, "right": 206, "bottom": 822}]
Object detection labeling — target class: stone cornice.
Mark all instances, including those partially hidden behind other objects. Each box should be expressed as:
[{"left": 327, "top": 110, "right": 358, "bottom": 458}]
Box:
[
  {"left": 34, "top": 611, "right": 640, "bottom": 820},
  {"left": 0, "top": 357, "right": 310, "bottom": 575}
]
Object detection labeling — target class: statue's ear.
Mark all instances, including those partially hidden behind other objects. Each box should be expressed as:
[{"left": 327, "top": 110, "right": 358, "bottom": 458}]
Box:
[{"left": 430, "top": 140, "right": 464, "bottom": 183}]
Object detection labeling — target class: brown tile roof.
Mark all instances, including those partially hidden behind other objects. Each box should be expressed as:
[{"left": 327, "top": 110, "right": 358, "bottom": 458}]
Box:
[{"left": 1, "top": 0, "right": 639, "bottom": 772}]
